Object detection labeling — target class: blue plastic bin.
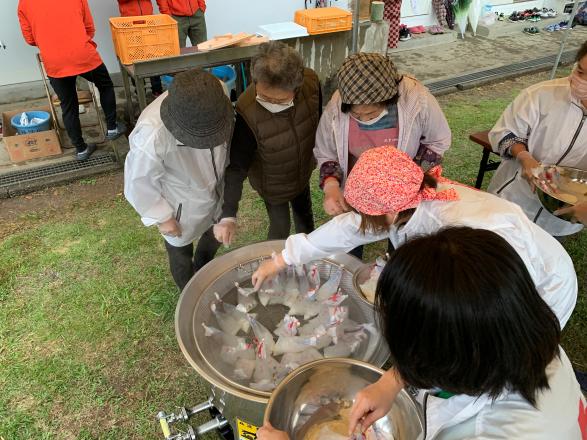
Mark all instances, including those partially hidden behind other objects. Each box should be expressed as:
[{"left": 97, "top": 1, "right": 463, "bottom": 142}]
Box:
[
  {"left": 11, "top": 111, "right": 51, "bottom": 134},
  {"left": 161, "top": 66, "right": 237, "bottom": 96},
  {"left": 161, "top": 75, "right": 174, "bottom": 90},
  {"left": 210, "top": 65, "right": 237, "bottom": 95}
]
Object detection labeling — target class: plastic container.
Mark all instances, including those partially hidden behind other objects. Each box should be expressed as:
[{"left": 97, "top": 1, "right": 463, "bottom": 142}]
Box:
[
  {"left": 161, "top": 65, "right": 236, "bottom": 94},
  {"left": 258, "top": 22, "right": 309, "bottom": 40},
  {"left": 210, "top": 65, "right": 237, "bottom": 95},
  {"left": 109, "top": 14, "right": 180, "bottom": 65},
  {"left": 161, "top": 75, "right": 174, "bottom": 90},
  {"left": 10, "top": 111, "right": 51, "bottom": 134},
  {"left": 294, "top": 7, "right": 353, "bottom": 35}
]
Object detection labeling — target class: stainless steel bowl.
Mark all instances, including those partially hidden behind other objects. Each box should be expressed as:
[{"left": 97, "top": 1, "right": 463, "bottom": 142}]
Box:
[
  {"left": 265, "top": 358, "right": 424, "bottom": 439},
  {"left": 536, "top": 166, "right": 587, "bottom": 221},
  {"left": 353, "top": 263, "right": 376, "bottom": 305}
]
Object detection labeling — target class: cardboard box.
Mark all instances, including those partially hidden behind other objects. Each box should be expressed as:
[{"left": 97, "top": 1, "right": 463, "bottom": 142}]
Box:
[{"left": 2, "top": 107, "right": 62, "bottom": 163}]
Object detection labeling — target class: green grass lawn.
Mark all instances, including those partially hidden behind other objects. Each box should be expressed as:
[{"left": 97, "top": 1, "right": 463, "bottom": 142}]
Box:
[{"left": 1, "top": 71, "right": 585, "bottom": 439}]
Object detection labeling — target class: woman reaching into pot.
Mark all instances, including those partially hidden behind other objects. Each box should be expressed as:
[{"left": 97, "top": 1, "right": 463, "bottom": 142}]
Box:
[
  {"left": 252, "top": 146, "right": 577, "bottom": 329},
  {"left": 258, "top": 227, "right": 586, "bottom": 439}
]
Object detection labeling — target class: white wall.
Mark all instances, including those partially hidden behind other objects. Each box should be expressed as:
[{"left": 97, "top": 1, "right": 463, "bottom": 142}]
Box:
[
  {"left": 0, "top": 0, "right": 311, "bottom": 87},
  {"left": 0, "top": 0, "right": 563, "bottom": 88}
]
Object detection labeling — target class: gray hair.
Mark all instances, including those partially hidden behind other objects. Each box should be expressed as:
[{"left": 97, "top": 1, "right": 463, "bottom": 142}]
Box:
[{"left": 251, "top": 41, "right": 304, "bottom": 91}]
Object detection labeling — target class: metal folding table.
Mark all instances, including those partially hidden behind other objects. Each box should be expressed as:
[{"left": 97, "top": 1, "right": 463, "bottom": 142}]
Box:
[{"left": 120, "top": 45, "right": 262, "bottom": 123}]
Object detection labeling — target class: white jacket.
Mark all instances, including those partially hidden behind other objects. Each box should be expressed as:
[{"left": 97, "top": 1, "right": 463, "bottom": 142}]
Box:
[
  {"left": 282, "top": 184, "right": 577, "bottom": 328},
  {"left": 425, "top": 348, "right": 586, "bottom": 439},
  {"left": 124, "top": 93, "right": 228, "bottom": 247},
  {"left": 314, "top": 76, "right": 451, "bottom": 185},
  {"left": 487, "top": 78, "right": 587, "bottom": 236}
]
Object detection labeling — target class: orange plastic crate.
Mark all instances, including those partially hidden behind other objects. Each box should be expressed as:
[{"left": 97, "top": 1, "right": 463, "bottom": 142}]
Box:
[
  {"left": 109, "top": 15, "right": 180, "bottom": 65},
  {"left": 294, "top": 7, "right": 353, "bottom": 35}
]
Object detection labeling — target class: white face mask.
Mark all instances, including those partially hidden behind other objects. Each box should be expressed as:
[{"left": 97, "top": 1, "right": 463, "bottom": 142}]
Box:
[
  {"left": 351, "top": 108, "right": 388, "bottom": 126},
  {"left": 256, "top": 95, "right": 294, "bottom": 113}
]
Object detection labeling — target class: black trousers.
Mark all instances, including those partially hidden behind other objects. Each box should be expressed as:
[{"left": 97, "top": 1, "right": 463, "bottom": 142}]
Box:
[
  {"left": 49, "top": 63, "right": 117, "bottom": 152},
  {"left": 349, "top": 239, "right": 395, "bottom": 261},
  {"left": 164, "top": 227, "right": 221, "bottom": 291},
  {"left": 264, "top": 186, "right": 315, "bottom": 240}
]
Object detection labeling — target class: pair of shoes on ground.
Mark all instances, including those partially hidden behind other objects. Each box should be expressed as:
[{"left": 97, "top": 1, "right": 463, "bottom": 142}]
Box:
[
  {"left": 428, "top": 25, "right": 445, "bottom": 34},
  {"left": 540, "top": 8, "right": 557, "bottom": 18},
  {"left": 76, "top": 121, "right": 127, "bottom": 161},
  {"left": 408, "top": 25, "right": 426, "bottom": 34},
  {"left": 523, "top": 26, "right": 540, "bottom": 35},
  {"left": 546, "top": 20, "right": 571, "bottom": 31},
  {"left": 399, "top": 25, "right": 411, "bottom": 41},
  {"left": 509, "top": 10, "right": 541, "bottom": 22}
]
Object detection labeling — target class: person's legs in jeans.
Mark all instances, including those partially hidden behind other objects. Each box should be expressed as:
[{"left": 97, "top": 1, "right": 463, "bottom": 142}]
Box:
[
  {"left": 187, "top": 9, "right": 207, "bottom": 45},
  {"left": 175, "top": 15, "right": 189, "bottom": 48},
  {"left": 49, "top": 75, "right": 86, "bottom": 152},
  {"left": 264, "top": 200, "right": 292, "bottom": 240},
  {"left": 193, "top": 226, "right": 222, "bottom": 272},
  {"left": 290, "top": 186, "right": 315, "bottom": 234},
  {"left": 164, "top": 240, "right": 195, "bottom": 291},
  {"left": 79, "top": 64, "right": 117, "bottom": 131}
]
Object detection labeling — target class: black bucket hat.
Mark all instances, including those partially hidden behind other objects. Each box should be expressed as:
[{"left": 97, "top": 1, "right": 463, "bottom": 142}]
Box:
[
  {"left": 160, "top": 69, "right": 233, "bottom": 149},
  {"left": 337, "top": 53, "right": 402, "bottom": 105}
]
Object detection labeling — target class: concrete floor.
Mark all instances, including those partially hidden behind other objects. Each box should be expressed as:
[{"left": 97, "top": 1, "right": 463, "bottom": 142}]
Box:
[
  {"left": 0, "top": 92, "right": 129, "bottom": 172},
  {"left": 390, "top": 25, "right": 587, "bottom": 83}
]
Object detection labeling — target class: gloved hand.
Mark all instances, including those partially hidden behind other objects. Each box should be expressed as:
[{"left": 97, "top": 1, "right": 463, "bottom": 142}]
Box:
[
  {"left": 348, "top": 368, "right": 404, "bottom": 435},
  {"left": 323, "top": 178, "right": 350, "bottom": 216},
  {"left": 158, "top": 217, "right": 182, "bottom": 237},
  {"left": 517, "top": 150, "right": 540, "bottom": 191},
  {"left": 555, "top": 202, "right": 587, "bottom": 225},
  {"left": 213, "top": 218, "right": 237, "bottom": 246},
  {"left": 252, "top": 252, "right": 287, "bottom": 291}
]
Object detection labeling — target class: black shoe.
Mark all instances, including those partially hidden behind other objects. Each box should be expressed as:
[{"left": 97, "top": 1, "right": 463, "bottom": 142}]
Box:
[
  {"left": 105, "top": 121, "right": 127, "bottom": 141},
  {"left": 399, "top": 26, "right": 412, "bottom": 41},
  {"left": 76, "top": 143, "right": 96, "bottom": 161}
]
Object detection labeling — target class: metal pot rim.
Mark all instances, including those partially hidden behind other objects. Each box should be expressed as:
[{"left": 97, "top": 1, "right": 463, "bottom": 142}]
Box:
[
  {"left": 175, "top": 241, "right": 372, "bottom": 400},
  {"left": 264, "top": 357, "right": 384, "bottom": 423}
]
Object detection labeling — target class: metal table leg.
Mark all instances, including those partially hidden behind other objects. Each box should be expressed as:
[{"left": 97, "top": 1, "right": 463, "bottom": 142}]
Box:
[
  {"left": 475, "top": 149, "right": 490, "bottom": 189},
  {"left": 120, "top": 62, "right": 135, "bottom": 125},
  {"left": 235, "top": 62, "right": 245, "bottom": 98},
  {"left": 136, "top": 76, "right": 148, "bottom": 114}
]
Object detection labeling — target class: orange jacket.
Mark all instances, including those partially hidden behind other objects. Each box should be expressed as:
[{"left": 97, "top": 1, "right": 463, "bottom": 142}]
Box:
[
  {"left": 117, "top": 0, "right": 167, "bottom": 16},
  {"left": 18, "top": 0, "right": 103, "bottom": 78},
  {"left": 158, "top": 0, "right": 206, "bottom": 16}
]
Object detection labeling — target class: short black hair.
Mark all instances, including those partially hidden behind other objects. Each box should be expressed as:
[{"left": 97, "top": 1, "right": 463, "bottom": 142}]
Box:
[
  {"left": 375, "top": 227, "right": 560, "bottom": 406},
  {"left": 577, "top": 39, "right": 587, "bottom": 63}
]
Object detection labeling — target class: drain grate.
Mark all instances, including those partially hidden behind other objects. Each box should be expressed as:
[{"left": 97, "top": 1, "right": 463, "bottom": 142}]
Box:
[
  {"left": 426, "top": 50, "right": 577, "bottom": 94},
  {"left": 0, "top": 152, "right": 117, "bottom": 188}
]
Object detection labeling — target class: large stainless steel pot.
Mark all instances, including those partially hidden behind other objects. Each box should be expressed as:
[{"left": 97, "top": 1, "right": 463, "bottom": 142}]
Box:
[
  {"left": 265, "top": 358, "right": 424, "bottom": 439},
  {"left": 161, "top": 241, "right": 390, "bottom": 439}
]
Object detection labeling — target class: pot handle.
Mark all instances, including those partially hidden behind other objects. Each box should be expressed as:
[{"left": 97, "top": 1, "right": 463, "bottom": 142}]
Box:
[{"left": 157, "top": 399, "right": 228, "bottom": 440}]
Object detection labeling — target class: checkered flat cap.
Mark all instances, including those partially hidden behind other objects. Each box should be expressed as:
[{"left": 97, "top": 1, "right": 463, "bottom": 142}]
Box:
[{"left": 337, "top": 53, "right": 401, "bottom": 105}]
